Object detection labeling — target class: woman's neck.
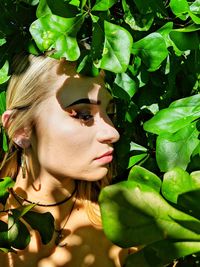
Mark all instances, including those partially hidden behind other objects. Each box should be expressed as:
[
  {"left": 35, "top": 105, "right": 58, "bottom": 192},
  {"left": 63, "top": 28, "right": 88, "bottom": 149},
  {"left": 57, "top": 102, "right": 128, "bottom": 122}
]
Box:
[{"left": 14, "top": 168, "right": 77, "bottom": 207}]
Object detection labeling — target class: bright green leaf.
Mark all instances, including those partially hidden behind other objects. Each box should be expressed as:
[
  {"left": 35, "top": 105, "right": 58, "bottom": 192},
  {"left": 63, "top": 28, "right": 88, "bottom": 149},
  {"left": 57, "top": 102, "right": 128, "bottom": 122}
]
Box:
[
  {"left": 0, "top": 177, "right": 15, "bottom": 206},
  {"left": 95, "top": 21, "right": 133, "bottom": 73},
  {"left": 0, "top": 38, "right": 6, "bottom": 46},
  {"left": 99, "top": 180, "right": 200, "bottom": 248},
  {"left": 156, "top": 124, "right": 199, "bottom": 171},
  {"left": 92, "top": 0, "right": 117, "bottom": 11},
  {"left": 144, "top": 95, "right": 200, "bottom": 135},
  {"left": 0, "top": 61, "right": 10, "bottom": 85},
  {"left": 30, "top": 14, "right": 85, "bottom": 60},
  {"left": 162, "top": 167, "right": 195, "bottom": 204},
  {"left": 132, "top": 33, "right": 168, "bottom": 72},
  {"left": 114, "top": 73, "right": 138, "bottom": 99},
  {"left": 169, "top": 0, "right": 189, "bottom": 20},
  {"left": 128, "top": 165, "right": 161, "bottom": 192}
]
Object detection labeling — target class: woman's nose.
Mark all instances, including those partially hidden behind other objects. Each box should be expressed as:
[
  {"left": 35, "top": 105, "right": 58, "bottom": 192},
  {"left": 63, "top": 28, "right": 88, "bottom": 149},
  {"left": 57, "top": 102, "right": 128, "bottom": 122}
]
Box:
[{"left": 96, "top": 117, "right": 120, "bottom": 144}]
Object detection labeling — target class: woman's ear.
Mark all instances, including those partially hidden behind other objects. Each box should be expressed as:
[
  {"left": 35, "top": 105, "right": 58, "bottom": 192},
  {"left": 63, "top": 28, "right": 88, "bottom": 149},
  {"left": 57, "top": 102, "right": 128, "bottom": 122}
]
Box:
[
  {"left": 13, "top": 127, "right": 31, "bottom": 149},
  {"left": 2, "top": 110, "right": 13, "bottom": 128}
]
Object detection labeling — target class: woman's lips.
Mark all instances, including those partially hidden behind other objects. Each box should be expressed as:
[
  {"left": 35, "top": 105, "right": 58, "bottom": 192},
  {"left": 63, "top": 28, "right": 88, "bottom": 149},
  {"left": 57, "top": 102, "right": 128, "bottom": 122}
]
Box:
[{"left": 94, "top": 151, "right": 113, "bottom": 164}]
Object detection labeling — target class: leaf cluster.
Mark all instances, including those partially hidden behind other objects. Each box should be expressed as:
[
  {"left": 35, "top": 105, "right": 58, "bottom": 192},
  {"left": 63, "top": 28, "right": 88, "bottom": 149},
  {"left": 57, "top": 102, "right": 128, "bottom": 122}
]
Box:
[{"left": 0, "top": 177, "right": 54, "bottom": 253}]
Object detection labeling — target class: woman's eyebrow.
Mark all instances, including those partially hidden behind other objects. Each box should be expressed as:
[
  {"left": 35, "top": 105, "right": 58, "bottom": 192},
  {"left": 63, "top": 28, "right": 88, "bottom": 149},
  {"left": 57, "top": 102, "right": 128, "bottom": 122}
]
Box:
[{"left": 65, "top": 98, "right": 101, "bottom": 108}]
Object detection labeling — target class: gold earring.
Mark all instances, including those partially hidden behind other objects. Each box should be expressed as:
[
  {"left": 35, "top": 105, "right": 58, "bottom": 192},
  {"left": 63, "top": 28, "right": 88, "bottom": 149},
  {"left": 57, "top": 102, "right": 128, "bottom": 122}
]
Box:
[{"left": 21, "top": 152, "right": 27, "bottom": 179}]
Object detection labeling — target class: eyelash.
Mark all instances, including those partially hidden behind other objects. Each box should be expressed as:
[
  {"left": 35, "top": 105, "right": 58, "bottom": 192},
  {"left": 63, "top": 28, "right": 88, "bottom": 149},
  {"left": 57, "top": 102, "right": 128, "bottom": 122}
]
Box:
[{"left": 72, "top": 110, "right": 94, "bottom": 123}]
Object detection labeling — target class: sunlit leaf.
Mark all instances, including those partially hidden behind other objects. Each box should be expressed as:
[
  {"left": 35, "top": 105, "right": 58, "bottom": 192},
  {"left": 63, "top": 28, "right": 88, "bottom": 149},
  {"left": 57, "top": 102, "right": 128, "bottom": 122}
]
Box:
[
  {"left": 156, "top": 124, "right": 199, "bottom": 171},
  {"left": 0, "top": 177, "right": 15, "bottom": 206},
  {"left": 144, "top": 95, "right": 200, "bottom": 135},
  {"left": 132, "top": 33, "right": 168, "bottom": 72},
  {"left": 95, "top": 21, "right": 133, "bottom": 73},
  {"left": 0, "top": 61, "right": 10, "bottom": 85},
  {"left": 30, "top": 14, "right": 85, "bottom": 60},
  {"left": 92, "top": 0, "right": 117, "bottom": 11}
]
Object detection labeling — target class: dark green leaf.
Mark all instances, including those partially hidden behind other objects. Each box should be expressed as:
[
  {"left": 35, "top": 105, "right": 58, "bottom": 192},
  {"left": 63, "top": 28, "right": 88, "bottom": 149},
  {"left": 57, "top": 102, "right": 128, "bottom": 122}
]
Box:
[
  {"left": 169, "top": 31, "right": 200, "bottom": 51},
  {"left": 125, "top": 240, "right": 200, "bottom": 267},
  {"left": 0, "top": 220, "right": 9, "bottom": 248},
  {"left": 8, "top": 214, "right": 30, "bottom": 250},
  {"left": 23, "top": 211, "right": 54, "bottom": 244}
]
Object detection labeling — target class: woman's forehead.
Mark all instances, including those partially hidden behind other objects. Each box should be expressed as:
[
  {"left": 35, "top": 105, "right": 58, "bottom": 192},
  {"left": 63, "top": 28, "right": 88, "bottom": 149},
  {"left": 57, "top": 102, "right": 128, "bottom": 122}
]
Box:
[{"left": 56, "top": 73, "right": 112, "bottom": 109}]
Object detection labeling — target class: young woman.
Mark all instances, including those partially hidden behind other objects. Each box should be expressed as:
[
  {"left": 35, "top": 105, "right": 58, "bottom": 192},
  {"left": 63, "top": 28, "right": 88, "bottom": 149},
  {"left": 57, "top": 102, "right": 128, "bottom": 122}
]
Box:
[{"left": 0, "top": 54, "right": 130, "bottom": 267}]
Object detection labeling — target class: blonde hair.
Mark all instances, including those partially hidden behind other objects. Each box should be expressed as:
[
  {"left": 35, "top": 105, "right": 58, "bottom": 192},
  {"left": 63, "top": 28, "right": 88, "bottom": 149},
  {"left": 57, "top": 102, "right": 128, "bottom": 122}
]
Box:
[{"left": 0, "top": 53, "right": 112, "bottom": 226}]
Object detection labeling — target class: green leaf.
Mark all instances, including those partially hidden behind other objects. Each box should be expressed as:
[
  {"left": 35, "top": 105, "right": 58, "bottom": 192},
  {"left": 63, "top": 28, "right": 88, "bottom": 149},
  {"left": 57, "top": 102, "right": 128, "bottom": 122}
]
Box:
[
  {"left": 132, "top": 33, "right": 168, "bottom": 72},
  {"left": 162, "top": 167, "right": 195, "bottom": 204},
  {"left": 169, "top": 0, "right": 189, "bottom": 20},
  {"left": 0, "top": 61, "right": 10, "bottom": 85},
  {"left": 92, "top": 0, "right": 117, "bottom": 11},
  {"left": 122, "top": 0, "right": 154, "bottom": 31},
  {"left": 0, "top": 38, "right": 6, "bottom": 46},
  {"left": 8, "top": 214, "right": 30, "bottom": 250},
  {"left": 128, "top": 165, "right": 161, "bottom": 192},
  {"left": 0, "top": 220, "right": 9, "bottom": 248},
  {"left": 190, "top": 0, "right": 200, "bottom": 15},
  {"left": 156, "top": 124, "right": 199, "bottom": 171},
  {"left": 144, "top": 95, "right": 200, "bottom": 135},
  {"left": 99, "top": 180, "right": 200, "bottom": 248},
  {"left": 169, "top": 31, "right": 200, "bottom": 51},
  {"left": 30, "top": 14, "right": 85, "bottom": 60},
  {"left": 23, "top": 211, "right": 54, "bottom": 244},
  {"left": 20, "top": 0, "right": 39, "bottom": 5},
  {"left": 114, "top": 73, "right": 138, "bottom": 100},
  {"left": 0, "top": 91, "right": 6, "bottom": 115},
  {"left": 0, "top": 177, "right": 15, "bottom": 206},
  {"left": 37, "top": 0, "right": 78, "bottom": 18},
  {"left": 125, "top": 240, "right": 200, "bottom": 267},
  {"left": 95, "top": 21, "right": 133, "bottom": 73},
  {"left": 128, "top": 154, "right": 148, "bottom": 168}
]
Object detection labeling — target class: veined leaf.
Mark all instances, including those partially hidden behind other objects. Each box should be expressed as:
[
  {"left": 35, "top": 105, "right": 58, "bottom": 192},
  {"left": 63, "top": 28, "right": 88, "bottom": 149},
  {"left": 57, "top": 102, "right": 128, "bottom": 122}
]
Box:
[
  {"left": 144, "top": 95, "right": 200, "bottom": 135},
  {"left": 156, "top": 124, "right": 199, "bottom": 171},
  {"left": 30, "top": 14, "right": 85, "bottom": 60},
  {"left": 99, "top": 180, "right": 200, "bottom": 248},
  {"left": 95, "top": 21, "right": 133, "bottom": 73},
  {"left": 132, "top": 33, "right": 168, "bottom": 72}
]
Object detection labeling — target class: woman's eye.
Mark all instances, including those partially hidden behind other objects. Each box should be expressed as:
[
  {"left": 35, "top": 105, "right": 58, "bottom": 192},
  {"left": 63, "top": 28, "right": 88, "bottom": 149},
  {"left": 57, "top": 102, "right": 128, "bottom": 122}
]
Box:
[{"left": 74, "top": 111, "right": 94, "bottom": 123}]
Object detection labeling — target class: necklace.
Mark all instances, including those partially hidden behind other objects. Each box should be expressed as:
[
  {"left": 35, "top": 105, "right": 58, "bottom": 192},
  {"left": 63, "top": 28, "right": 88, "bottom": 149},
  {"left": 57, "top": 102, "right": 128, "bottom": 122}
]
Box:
[
  {"left": 54, "top": 196, "right": 77, "bottom": 247},
  {"left": 9, "top": 184, "right": 77, "bottom": 207}
]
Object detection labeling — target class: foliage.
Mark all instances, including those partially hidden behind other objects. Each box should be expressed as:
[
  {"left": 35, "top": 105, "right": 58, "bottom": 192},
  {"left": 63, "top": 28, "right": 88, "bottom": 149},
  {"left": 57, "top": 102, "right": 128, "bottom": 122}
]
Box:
[
  {"left": 99, "top": 166, "right": 200, "bottom": 266},
  {"left": 0, "top": 0, "right": 199, "bottom": 265},
  {"left": 0, "top": 177, "right": 54, "bottom": 252}
]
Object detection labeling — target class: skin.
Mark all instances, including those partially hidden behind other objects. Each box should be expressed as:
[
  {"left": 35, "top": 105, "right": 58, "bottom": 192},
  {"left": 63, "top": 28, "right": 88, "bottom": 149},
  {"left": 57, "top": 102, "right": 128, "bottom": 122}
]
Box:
[{"left": 0, "top": 63, "right": 131, "bottom": 267}]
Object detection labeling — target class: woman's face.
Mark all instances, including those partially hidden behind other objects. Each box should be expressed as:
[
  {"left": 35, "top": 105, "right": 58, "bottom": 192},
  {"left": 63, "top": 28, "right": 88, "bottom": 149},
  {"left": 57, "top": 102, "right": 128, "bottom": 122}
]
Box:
[{"left": 32, "top": 63, "right": 120, "bottom": 182}]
